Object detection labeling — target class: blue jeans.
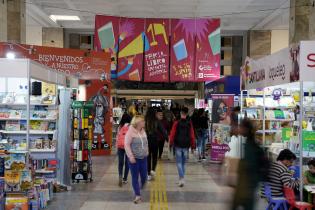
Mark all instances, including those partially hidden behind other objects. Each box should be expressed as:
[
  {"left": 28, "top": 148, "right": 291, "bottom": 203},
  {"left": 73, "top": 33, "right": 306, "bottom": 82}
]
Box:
[
  {"left": 197, "top": 129, "right": 207, "bottom": 157},
  {"left": 128, "top": 158, "right": 147, "bottom": 196},
  {"left": 117, "top": 148, "right": 129, "bottom": 180},
  {"left": 175, "top": 147, "right": 188, "bottom": 179}
]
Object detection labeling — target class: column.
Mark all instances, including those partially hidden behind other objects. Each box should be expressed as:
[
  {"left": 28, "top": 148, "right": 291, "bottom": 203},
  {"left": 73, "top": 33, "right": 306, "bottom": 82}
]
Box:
[
  {"left": 7, "top": 0, "right": 26, "bottom": 43},
  {"left": 0, "top": 0, "right": 7, "bottom": 42},
  {"left": 289, "top": 0, "right": 315, "bottom": 44},
  {"left": 42, "top": 27, "right": 64, "bottom": 48},
  {"left": 247, "top": 30, "right": 271, "bottom": 59}
]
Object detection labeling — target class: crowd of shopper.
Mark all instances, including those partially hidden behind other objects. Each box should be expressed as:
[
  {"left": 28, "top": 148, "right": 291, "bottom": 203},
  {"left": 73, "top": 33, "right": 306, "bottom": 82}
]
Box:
[{"left": 116, "top": 103, "right": 309, "bottom": 208}]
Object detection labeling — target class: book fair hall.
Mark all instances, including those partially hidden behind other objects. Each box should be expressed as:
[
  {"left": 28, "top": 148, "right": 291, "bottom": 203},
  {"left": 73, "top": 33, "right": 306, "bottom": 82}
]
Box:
[{"left": 1, "top": 0, "right": 315, "bottom": 209}]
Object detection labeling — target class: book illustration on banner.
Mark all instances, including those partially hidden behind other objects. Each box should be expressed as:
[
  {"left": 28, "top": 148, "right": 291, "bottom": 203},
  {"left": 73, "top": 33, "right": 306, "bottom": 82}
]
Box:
[
  {"left": 208, "top": 28, "right": 221, "bottom": 55},
  {"left": 173, "top": 39, "right": 188, "bottom": 61},
  {"left": 98, "top": 22, "right": 115, "bottom": 49}
]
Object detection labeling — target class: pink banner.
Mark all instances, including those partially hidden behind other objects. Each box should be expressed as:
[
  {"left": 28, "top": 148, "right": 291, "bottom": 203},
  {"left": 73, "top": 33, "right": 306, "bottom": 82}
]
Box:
[
  {"left": 94, "top": 15, "right": 120, "bottom": 79},
  {"left": 117, "top": 18, "right": 146, "bottom": 81},
  {"left": 195, "top": 19, "right": 221, "bottom": 82},
  {"left": 144, "top": 19, "right": 170, "bottom": 82},
  {"left": 170, "top": 19, "right": 196, "bottom": 82}
]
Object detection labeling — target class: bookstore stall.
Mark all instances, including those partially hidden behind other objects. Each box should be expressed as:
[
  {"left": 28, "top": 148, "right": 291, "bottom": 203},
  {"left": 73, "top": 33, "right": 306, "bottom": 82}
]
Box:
[
  {"left": 241, "top": 41, "right": 315, "bottom": 199},
  {"left": 0, "top": 58, "right": 78, "bottom": 209}
]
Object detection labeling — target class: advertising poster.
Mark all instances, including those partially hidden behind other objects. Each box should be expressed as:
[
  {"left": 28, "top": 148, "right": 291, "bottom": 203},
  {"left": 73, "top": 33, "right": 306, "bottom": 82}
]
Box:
[
  {"left": 94, "top": 15, "right": 120, "bottom": 79},
  {"left": 195, "top": 18, "right": 221, "bottom": 82},
  {"left": 170, "top": 19, "right": 196, "bottom": 82},
  {"left": 144, "top": 18, "right": 170, "bottom": 82},
  {"left": 117, "top": 18, "right": 147, "bottom": 81},
  {"left": 210, "top": 94, "right": 234, "bottom": 162},
  {"left": 0, "top": 42, "right": 111, "bottom": 80}
]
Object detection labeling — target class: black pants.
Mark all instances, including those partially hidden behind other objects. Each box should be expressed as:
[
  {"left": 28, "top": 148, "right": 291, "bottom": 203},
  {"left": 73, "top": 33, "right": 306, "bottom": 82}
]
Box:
[
  {"left": 158, "top": 140, "right": 165, "bottom": 159},
  {"left": 148, "top": 140, "right": 158, "bottom": 175},
  {"left": 117, "top": 148, "right": 129, "bottom": 180}
]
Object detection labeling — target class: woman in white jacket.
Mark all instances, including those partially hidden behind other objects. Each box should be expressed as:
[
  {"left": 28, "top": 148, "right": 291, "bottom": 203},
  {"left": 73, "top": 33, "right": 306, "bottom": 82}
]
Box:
[{"left": 124, "top": 115, "right": 148, "bottom": 204}]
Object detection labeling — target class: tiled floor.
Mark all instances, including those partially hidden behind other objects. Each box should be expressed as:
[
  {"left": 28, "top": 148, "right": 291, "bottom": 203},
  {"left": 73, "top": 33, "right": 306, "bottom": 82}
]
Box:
[{"left": 47, "top": 154, "right": 266, "bottom": 210}]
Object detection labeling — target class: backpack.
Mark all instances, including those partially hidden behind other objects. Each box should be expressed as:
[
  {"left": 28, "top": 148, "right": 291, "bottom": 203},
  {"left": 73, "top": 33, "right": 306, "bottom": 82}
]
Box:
[{"left": 174, "top": 119, "right": 191, "bottom": 148}]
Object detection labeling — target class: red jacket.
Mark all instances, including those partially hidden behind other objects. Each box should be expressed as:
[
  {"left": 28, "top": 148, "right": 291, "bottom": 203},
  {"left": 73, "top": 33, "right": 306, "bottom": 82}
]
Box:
[{"left": 169, "top": 119, "right": 195, "bottom": 149}]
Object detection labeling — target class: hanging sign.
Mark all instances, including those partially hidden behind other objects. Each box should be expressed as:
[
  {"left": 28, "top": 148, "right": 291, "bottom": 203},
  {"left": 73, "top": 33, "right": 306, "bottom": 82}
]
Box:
[
  {"left": 0, "top": 42, "right": 111, "bottom": 80},
  {"left": 195, "top": 18, "right": 221, "bottom": 82},
  {"left": 144, "top": 18, "right": 170, "bottom": 82},
  {"left": 117, "top": 18, "right": 147, "bottom": 81},
  {"left": 299, "top": 41, "right": 315, "bottom": 82},
  {"left": 170, "top": 19, "right": 196, "bottom": 82},
  {"left": 94, "top": 15, "right": 120, "bottom": 79}
]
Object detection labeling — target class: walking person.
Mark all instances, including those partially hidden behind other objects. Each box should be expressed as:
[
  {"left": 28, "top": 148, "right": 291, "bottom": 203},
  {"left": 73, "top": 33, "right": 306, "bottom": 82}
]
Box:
[
  {"left": 156, "top": 109, "right": 170, "bottom": 159},
  {"left": 231, "top": 119, "right": 269, "bottom": 210},
  {"left": 169, "top": 107, "right": 195, "bottom": 187},
  {"left": 145, "top": 108, "right": 168, "bottom": 180},
  {"left": 125, "top": 115, "right": 148, "bottom": 204},
  {"left": 196, "top": 109, "right": 209, "bottom": 161},
  {"left": 116, "top": 113, "right": 131, "bottom": 187}
]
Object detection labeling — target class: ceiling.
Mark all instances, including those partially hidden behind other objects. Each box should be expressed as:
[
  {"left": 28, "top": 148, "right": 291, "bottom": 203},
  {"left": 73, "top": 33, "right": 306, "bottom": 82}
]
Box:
[{"left": 26, "top": 0, "right": 290, "bottom": 30}]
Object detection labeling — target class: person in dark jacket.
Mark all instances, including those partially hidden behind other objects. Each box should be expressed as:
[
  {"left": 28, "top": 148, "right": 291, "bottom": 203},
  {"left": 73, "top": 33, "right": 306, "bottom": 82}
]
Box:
[
  {"left": 231, "top": 119, "right": 267, "bottom": 210},
  {"left": 169, "top": 107, "right": 196, "bottom": 187},
  {"left": 145, "top": 107, "right": 168, "bottom": 181}
]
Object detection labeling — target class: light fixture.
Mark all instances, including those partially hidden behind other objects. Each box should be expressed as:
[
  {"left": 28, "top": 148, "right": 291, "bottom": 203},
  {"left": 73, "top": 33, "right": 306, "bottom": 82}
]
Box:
[
  {"left": 49, "top": 15, "right": 80, "bottom": 22},
  {"left": 6, "top": 52, "right": 15, "bottom": 59}
]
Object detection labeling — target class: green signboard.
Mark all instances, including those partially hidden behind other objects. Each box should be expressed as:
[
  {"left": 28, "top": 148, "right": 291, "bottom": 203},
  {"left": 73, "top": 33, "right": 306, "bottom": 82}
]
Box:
[
  {"left": 282, "top": 128, "right": 292, "bottom": 142},
  {"left": 302, "top": 131, "right": 315, "bottom": 151}
]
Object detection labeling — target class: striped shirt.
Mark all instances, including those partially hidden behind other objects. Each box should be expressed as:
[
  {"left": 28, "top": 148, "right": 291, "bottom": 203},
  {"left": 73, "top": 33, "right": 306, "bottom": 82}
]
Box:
[{"left": 268, "top": 161, "right": 299, "bottom": 197}]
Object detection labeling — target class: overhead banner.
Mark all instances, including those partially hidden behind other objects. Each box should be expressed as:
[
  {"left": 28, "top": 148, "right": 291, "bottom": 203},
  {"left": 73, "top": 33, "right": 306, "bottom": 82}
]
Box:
[
  {"left": 241, "top": 57, "right": 266, "bottom": 90},
  {"left": 94, "top": 15, "right": 120, "bottom": 79},
  {"left": 299, "top": 41, "right": 315, "bottom": 82},
  {"left": 170, "top": 19, "right": 196, "bottom": 82},
  {"left": 0, "top": 42, "right": 110, "bottom": 80},
  {"left": 144, "top": 18, "right": 170, "bottom": 82},
  {"left": 195, "top": 19, "right": 221, "bottom": 82},
  {"left": 117, "top": 18, "right": 146, "bottom": 81}
]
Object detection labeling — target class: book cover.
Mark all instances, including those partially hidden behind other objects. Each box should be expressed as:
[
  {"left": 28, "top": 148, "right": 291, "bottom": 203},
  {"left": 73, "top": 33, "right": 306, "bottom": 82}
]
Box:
[
  {"left": 4, "top": 170, "right": 20, "bottom": 192},
  {"left": 10, "top": 154, "right": 26, "bottom": 170},
  {"left": 5, "top": 120, "right": 20, "bottom": 131},
  {"left": 5, "top": 195, "right": 28, "bottom": 210},
  {"left": 20, "top": 170, "right": 32, "bottom": 191},
  {"left": 41, "top": 82, "right": 56, "bottom": 96},
  {"left": 77, "top": 151, "right": 83, "bottom": 161},
  {"left": 42, "top": 139, "right": 50, "bottom": 149},
  {"left": 35, "top": 139, "right": 43, "bottom": 149},
  {"left": 245, "top": 98, "right": 256, "bottom": 107}
]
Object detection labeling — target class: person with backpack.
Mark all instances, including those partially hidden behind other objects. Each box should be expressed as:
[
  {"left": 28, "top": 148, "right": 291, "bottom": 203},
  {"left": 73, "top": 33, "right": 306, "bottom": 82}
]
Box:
[
  {"left": 231, "top": 119, "right": 269, "bottom": 210},
  {"left": 169, "top": 107, "right": 195, "bottom": 187},
  {"left": 116, "top": 113, "right": 131, "bottom": 187}
]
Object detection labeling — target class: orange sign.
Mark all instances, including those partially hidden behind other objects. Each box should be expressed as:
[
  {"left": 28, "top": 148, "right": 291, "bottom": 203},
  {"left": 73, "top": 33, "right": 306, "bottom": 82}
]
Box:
[{"left": 0, "top": 42, "right": 111, "bottom": 80}]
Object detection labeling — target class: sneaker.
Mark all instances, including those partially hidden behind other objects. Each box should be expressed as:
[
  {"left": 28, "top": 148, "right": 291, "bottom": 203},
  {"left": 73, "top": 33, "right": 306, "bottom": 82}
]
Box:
[
  {"left": 178, "top": 179, "right": 185, "bottom": 187},
  {"left": 150, "top": 170, "right": 156, "bottom": 176},
  {"left": 147, "top": 175, "right": 152, "bottom": 181},
  {"left": 122, "top": 179, "right": 128, "bottom": 184},
  {"left": 133, "top": 196, "right": 142, "bottom": 204},
  {"left": 202, "top": 156, "right": 207, "bottom": 161}
]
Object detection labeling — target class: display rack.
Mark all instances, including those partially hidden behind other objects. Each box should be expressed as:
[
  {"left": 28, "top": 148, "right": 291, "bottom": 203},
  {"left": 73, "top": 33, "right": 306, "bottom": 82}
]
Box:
[
  {"left": 240, "top": 41, "right": 315, "bottom": 200},
  {"left": 71, "top": 101, "right": 93, "bottom": 183},
  {"left": 0, "top": 58, "right": 78, "bottom": 209}
]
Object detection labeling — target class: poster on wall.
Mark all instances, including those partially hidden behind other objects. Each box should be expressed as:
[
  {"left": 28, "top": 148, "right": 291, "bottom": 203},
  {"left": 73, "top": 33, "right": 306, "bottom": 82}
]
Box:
[
  {"left": 195, "top": 18, "right": 221, "bottom": 82},
  {"left": 144, "top": 18, "right": 170, "bottom": 82},
  {"left": 170, "top": 19, "right": 196, "bottom": 82},
  {"left": 210, "top": 94, "right": 234, "bottom": 162},
  {"left": 0, "top": 42, "right": 111, "bottom": 80},
  {"left": 117, "top": 18, "right": 147, "bottom": 81},
  {"left": 94, "top": 15, "right": 120, "bottom": 79}
]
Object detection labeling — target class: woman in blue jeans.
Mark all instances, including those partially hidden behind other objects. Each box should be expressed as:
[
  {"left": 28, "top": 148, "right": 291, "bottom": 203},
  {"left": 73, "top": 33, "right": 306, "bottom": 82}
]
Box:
[
  {"left": 125, "top": 115, "right": 148, "bottom": 204},
  {"left": 196, "top": 109, "right": 209, "bottom": 161}
]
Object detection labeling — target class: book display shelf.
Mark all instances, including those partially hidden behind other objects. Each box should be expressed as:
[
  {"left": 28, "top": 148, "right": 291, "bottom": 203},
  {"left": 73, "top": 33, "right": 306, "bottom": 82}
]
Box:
[{"left": 0, "top": 58, "right": 78, "bottom": 209}]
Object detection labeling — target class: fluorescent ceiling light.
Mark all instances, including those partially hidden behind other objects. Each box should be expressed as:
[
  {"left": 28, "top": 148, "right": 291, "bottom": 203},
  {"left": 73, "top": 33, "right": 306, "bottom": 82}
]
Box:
[{"left": 49, "top": 15, "right": 80, "bottom": 22}]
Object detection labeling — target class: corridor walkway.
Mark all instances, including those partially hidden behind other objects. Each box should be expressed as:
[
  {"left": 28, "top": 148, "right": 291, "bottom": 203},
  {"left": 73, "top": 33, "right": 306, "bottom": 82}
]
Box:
[{"left": 47, "top": 155, "right": 264, "bottom": 210}]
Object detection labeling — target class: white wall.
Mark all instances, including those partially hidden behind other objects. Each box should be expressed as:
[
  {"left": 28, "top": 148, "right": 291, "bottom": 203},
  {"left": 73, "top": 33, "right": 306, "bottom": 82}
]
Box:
[
  {"left": 271, "top": 30, "right": 289, "bottom": 53},
  {"left": 26, "top": 25, "right": 42, "bottom": 46}
]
